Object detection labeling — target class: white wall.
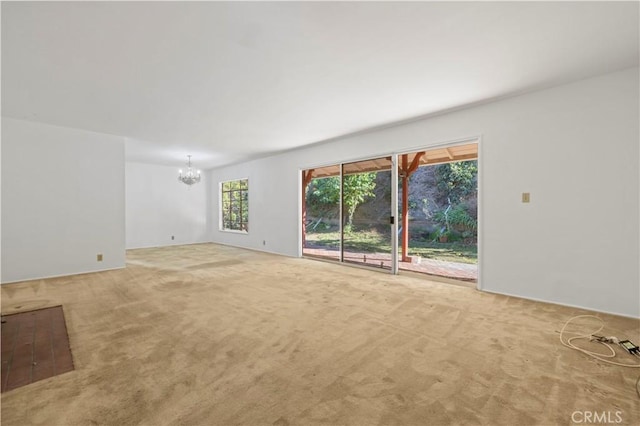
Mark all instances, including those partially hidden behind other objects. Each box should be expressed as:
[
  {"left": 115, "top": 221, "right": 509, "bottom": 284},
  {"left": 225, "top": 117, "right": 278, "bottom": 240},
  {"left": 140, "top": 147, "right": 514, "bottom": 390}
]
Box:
[
  {"left": 208, "top": 67, "right": 640, "bottom": 318},
  {"left": 208, "top": 154, "right": 299, "bottom": 256},
  {"left": 125, "top": 162, "right": 208, "bottom": 249},
  {"left": 1, "top": 118, "right": 126, "bottom": 283}
]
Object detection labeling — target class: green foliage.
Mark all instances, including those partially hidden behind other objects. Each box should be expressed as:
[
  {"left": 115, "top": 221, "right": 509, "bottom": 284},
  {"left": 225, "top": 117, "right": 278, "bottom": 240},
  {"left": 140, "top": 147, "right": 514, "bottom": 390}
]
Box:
[
  {"left": 222, "top": 179, "right": 248, "bottom": 191},
  {"left": 434, "top": 204, "right": 477, "bottom": 236},
  {"left": 447, "top": 204, "right": 477, "bottom": 231},
  {"left": 430, "top": 161, "right": 478, "bottom": 239},
  {"left": 308, "top": 177, "right": 340, "bottom": 206},
  {"left": 342, "top": 173, "right": 377, "bottom": 227},
  {"left": 306, "top": 173, "right": 377, "bottom": 227},
  {"left": 435, "top": 161, "right": 477, "bottom": 204}
]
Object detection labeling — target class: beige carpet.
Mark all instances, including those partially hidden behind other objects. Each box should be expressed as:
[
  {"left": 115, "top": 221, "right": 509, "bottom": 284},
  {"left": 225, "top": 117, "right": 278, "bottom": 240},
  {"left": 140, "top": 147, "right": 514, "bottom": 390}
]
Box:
[{"left": 1, "top": 243, "right": 639, "bottom": 425}]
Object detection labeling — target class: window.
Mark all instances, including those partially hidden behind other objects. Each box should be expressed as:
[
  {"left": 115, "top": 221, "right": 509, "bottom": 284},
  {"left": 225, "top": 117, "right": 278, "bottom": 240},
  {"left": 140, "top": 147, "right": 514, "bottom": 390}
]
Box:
[{"left": 221, "top": 179, "right": 248, "bottom": 232}]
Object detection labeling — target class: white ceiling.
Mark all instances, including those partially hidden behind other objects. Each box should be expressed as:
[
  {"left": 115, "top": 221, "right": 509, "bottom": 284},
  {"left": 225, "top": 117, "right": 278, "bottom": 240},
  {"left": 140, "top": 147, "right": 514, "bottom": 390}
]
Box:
[{"left": 2, "top": 1, "right": 638, "bottom": 169}]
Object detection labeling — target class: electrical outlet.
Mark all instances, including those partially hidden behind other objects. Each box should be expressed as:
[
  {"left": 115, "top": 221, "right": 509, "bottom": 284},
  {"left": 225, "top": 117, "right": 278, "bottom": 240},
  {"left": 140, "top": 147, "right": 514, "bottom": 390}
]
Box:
[
  {"left": 522, "top": 192, "right": 530, "bottom": 203},
  {"left": 263, "top": 240, "right": 266, "bottom": 245},
  {"left": 97, "top": 254, "right": 103, "bottom": 262}
]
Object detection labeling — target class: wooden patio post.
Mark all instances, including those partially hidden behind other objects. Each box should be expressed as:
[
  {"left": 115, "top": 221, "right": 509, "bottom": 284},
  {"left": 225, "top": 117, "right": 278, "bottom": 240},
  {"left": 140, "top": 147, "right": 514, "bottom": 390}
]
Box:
[
  {"left": 399, "top": 152, "right": 425, "bottom": 263},
  {"left": 401, "top": 155, "right": 409, "bottom": 262}
]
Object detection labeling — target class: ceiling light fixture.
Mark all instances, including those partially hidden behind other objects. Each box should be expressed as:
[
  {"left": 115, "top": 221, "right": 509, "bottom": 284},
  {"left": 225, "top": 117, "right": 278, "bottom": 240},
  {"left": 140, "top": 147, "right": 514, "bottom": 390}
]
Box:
[{"left": 178, "top": 155, "right": 201, "bottom": 186}]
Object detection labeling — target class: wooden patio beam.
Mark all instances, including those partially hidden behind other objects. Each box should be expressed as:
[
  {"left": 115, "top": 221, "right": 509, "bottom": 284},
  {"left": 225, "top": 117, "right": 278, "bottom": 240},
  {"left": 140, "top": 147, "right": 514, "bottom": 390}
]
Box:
[
  {"left": 445, "top": 148, "right": 454, "bottom": 160},
  {"left": 407, "top": 151, "right": 425, "bottom": 176},
  {"left": 302, "top": 169, "right": 315, "bottom": 187}
]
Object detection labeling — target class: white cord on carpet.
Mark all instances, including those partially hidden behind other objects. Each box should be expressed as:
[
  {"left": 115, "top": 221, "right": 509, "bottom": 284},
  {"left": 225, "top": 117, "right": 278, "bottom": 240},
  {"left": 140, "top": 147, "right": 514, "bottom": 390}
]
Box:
[{"left": 559, "top": 315, "right": 640, "bottom": 368}]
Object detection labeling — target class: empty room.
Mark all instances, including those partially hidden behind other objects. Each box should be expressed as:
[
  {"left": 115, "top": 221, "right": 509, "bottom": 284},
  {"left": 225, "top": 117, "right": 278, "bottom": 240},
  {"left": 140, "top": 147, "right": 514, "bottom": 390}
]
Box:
[{"left": 1, "top": 2, "right": 639, "bottom": 425}]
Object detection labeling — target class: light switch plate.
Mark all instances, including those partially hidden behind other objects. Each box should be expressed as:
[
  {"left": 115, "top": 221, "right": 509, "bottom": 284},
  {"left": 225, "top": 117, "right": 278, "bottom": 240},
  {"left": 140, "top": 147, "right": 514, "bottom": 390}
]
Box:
[{"left": 522, "top": 192, "right": 530, "bottom": 203}]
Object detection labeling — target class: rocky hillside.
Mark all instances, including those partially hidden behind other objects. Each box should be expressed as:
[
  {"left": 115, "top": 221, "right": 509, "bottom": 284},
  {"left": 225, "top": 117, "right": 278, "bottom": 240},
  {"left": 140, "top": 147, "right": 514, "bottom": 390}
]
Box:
[{"left": 353, "top": 166, "right": 457, "bottom": 219}]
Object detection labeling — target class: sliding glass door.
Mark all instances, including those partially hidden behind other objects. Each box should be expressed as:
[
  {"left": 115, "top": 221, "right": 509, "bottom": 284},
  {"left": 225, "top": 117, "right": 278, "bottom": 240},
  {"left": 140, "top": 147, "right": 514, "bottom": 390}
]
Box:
[
  {"left": 340, "top": 157, "right": 393, "bottom": 270},
  {"left": 302, "top": 139, "right": 478, "bottom": 282},
  {"left": 302, "top": 168, "right": 341, "bottom": 261},
  {"left": 396, "top": 143, "right": 478, "bottom": 282}
]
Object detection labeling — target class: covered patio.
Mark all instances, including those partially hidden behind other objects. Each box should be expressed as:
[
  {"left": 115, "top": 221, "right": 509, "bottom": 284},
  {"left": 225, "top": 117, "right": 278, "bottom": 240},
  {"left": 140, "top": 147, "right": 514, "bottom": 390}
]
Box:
[{"left": 303, "top": 247, "right": 477, "bottom": 282}]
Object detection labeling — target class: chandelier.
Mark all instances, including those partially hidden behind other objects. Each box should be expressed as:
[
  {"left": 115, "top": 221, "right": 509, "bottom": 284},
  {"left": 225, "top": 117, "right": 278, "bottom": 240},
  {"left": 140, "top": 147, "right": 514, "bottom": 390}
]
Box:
[{"left": 178, "top": 155, "right": 201, "bottom": 185}]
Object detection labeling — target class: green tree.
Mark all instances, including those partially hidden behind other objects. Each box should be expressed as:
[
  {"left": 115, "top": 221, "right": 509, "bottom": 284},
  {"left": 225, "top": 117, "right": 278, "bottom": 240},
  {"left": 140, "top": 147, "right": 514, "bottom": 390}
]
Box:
[
  {"left": 308, "top": 177, "right": 340, "bottom": 208},
  {"left": 432, "top": 160, "right": 478, "bottom": 240},
  {"left": 342, "top": 173, "right": 377, "bottom": 229},
  {"left": 435, "top": 161, "right": 477, "bottom": 204},
  {"left": 307, "top": 173, "right": 377, "bottom": 229}
]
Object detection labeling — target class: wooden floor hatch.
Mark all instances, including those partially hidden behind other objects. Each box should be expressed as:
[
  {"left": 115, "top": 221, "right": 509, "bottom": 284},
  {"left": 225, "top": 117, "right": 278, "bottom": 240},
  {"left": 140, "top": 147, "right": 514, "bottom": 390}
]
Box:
[{"left": 1, "top": 305, "right": 74, "bottom": 392}]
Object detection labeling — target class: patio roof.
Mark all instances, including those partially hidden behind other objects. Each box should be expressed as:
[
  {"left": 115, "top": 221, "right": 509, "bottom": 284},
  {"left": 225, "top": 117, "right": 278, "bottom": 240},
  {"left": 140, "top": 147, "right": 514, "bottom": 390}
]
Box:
[{"left": 309, "top": 141, "right": 478, "bottom": 178}]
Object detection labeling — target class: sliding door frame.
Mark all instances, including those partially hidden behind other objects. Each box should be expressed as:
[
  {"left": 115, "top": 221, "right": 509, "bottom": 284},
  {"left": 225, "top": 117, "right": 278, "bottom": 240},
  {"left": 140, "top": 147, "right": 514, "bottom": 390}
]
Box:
[
  {"left": 299, "top": 134, "right": 480, "bottom": 286},
  {"left": 393, "top": 136, "right": 482, "bottom": 289},
  {"left": 300, "top": 153, "right": 397, "bottom": 274},
  {"left": 390, "top": 154, "right": 399, "bottom": 274},
  {"left": 339, "top": 163, "right": 344, "bottom": 263}
]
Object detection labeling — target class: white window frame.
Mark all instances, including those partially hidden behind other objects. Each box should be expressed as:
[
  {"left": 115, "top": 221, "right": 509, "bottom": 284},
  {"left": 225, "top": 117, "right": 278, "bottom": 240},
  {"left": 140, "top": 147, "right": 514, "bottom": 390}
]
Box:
[{"left": 219, "top": 178, "right": 249, "bottom": 234}]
